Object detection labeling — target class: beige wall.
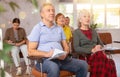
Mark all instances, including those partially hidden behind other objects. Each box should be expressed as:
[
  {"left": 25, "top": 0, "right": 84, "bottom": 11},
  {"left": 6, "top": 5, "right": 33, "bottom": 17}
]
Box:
[
  {"left": 0, "top": 0, "right": 120, "bottom": 42},
  {"left": 0, "top": 0, "right": 59, "bottom": 37}
]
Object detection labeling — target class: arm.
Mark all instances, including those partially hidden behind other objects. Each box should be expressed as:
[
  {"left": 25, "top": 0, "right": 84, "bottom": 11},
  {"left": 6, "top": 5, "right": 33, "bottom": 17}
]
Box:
[
  {"left": 57, "top": 40, "right": 69, "bottom": 60},
  {"left": 61, "top": 40, "right": 69, "bottom": 54},
  {"left": 28, "top": 41, "right": 53, "bottom": 58},
  {"left": 27, "top": 25, "right": 54, "bottom": 58},
  {"left": 15, "top": 40, "right": 26, "bottom": 46},
  {"left": 96, "top": 33, "right": 104, "bottom": 46},
  {"left": 16, "top": 28, "right": 27, "bottom": 46},
  {"left": 4, "top": 29, "right": 10, "bottom": 43},
  {"left": 73, "top": 30, "right": 94, "bottom": 54},
  {"left": 4, "top": 29, "right": 15, "bottom": 45}
]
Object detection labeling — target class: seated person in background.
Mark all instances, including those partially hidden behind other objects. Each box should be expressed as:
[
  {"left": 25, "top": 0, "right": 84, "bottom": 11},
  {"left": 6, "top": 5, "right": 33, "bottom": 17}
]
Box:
[
  {"left": 27, "top": 3, "right": 88, "bottom": 77},
  {"left": 65, "top": 16, "right": 74, "bottom": 32},
  {"left": 73, "top": 9, "right": 117, "bottom": 77},
  {"left": 55, "top": 13, "right": 73, "bottom": 56},
  {"left": 4, "top": 18, "right": 30, "bottom": 75},
  {"left": 55, "top": 13, "right": 72, "bottom": 44}
]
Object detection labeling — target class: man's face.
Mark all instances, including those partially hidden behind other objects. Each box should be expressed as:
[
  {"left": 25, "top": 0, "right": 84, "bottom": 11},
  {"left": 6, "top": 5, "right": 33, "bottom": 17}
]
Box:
[
  {"left": 41, "top": 5, "right": 55, "bottom": 22},
  {"left": 65, "top": 18, "right": 70, "bottom": 25}
]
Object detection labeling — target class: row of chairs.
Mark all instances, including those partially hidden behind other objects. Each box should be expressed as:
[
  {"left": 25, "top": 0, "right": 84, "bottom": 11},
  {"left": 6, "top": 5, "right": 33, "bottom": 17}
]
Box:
[{"left": 14, "top": 32, "right": 120, "bottom": 77}]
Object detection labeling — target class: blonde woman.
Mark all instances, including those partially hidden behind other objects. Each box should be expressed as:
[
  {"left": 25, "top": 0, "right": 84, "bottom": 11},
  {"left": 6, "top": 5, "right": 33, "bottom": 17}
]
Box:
[{"left": 73, "top": 9, "right": 117, "bottom": 77}]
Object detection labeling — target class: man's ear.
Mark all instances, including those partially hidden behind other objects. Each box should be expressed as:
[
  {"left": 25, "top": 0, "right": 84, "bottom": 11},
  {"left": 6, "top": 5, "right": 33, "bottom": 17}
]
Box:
[
  {"left": 79, "top": 19, "right": 81, "bottom": 23},
  {"left": 40, "top": 12, "right": 43, "bottom": 19}
]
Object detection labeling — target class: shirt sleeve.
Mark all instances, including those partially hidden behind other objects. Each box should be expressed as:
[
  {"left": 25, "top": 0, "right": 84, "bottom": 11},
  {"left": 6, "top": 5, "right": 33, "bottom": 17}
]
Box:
[
  {"left": 73, "top": 30, "right": 93, "bottom": 54},
  {"left": 4, "top": 28, "right": 9, "bottom": 41},
  {"left": 21, "top": 28, "right": 27, "bottom": 40},
  {"left": 60, "top": 27, "right": 66, "bottom": 40},
  {"left": 27, "top": 24, "right": 40, "bottom": 42}
]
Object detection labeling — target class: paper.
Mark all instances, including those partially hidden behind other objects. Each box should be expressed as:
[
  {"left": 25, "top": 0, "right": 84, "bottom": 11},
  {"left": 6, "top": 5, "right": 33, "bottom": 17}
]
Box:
[
  {"left": 103, "top": 46, "right": 120, "bottom": 51},
  {"left": 94, "top": 46, "right": 120, "bottom": 52},
  {"left": 47, "top": 49, "right": 67, "bottom": 60}
]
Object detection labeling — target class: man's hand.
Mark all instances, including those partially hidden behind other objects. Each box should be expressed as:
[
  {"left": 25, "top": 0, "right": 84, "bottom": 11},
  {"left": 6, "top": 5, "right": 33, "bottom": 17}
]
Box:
[
  {"left": 57, "top": 54, "right": 67, "bottom": 60},
  {"left": 45, "top": 49, "right": 54, "bottom": 58}
]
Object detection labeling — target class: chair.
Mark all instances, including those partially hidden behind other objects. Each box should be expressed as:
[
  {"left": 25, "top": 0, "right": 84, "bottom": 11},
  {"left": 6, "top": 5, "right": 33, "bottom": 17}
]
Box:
[
  {"left": 28, "top": 56, "right": 75, "bottom": 77},
  {"left": 98, "top": 32, "right": 120, "bottom": 54}
]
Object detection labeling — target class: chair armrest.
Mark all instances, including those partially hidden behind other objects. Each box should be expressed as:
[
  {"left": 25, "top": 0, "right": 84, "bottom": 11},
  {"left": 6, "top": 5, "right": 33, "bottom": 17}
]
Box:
[
  {"left": 113, "top": 41, "right": 120, "bottom": 43},
  {"left": 27, "top": 56, "right": 43, "bottom": 63}
]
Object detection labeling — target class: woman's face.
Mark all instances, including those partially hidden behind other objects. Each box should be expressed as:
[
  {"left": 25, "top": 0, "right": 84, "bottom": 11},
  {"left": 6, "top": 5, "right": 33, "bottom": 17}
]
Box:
[
  {"left": 56, "top": 15, "right": 65, "bottom": 26},
  {"left": 79, "top": 12, "right": 91, "bottom": 26},
  {"left": 13, "top": 23, "right": 19, "bottom": 30}
]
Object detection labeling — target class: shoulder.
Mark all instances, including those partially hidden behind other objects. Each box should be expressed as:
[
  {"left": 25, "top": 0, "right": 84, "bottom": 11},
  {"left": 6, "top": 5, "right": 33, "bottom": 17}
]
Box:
[
  {"left": 19, "top": 27, "right": 24, "bottom": 30},
  {"left": 6, "top": 27, "right": 12, "bottom": 31},
  {"left": 18, "top": 27, "right": 25, "bottom": 32},
  {"left": 55, "top": 25, "right": 63, "bottom": 30},
  {"left": 65, "top": 26, "right": 71, "bottom": 30},
  {"left": 74, "top": 28, "right": 81, "bottom": 34},
  {"left": 91, "top": 29, "right": 97, "bottom": 34},
  {"left": 91, "top": 29, "right": 96, "bottom": 32},
  {"left": 33, "top": 22, "right": 44, "bottom": 30}
]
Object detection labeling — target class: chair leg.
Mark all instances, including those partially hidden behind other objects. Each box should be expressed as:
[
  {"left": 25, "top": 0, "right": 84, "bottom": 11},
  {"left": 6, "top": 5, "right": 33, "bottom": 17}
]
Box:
[{"left": 40, "top": 63, "right": 43, "bottom": 77}]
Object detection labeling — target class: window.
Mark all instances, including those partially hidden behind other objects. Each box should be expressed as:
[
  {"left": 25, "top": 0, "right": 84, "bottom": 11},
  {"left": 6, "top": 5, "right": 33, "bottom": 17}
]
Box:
[
  {"left": 59, "top": 4, "right": 73, "bottom": 27},
  {"left": 106, "top": 4, "right": 120, "bottom": 29},
  {"left": 59, "top": 1, "right": 120, "bottom": 29},
  {"left": 93, "top": 4, "right": 105, "bottom": 28}
]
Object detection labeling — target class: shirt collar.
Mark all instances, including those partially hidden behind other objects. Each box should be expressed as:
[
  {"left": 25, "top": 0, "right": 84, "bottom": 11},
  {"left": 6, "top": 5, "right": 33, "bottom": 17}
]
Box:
[
  {"left": 39, "top": 21, "right": 45, "bottom": 27},
  {"left": 39, "top": 21, "right": 57, "bottom": 28}
]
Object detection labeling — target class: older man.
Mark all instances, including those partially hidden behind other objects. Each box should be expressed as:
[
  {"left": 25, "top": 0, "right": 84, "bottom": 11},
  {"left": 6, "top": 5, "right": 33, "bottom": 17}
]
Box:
[{"left": 27, "top": 3, "right": 88, "bottom": 77}]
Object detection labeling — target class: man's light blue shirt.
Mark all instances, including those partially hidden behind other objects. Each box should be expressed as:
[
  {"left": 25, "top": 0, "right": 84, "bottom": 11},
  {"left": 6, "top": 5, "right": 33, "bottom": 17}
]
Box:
[{"left": 28, "top": 21, "right": 66, "bottom": 52}]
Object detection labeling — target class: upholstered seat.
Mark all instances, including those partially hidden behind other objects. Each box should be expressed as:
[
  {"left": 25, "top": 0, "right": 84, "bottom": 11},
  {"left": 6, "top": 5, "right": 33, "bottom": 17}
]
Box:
[
  {"left": 32, "top": 67, "right": 74, "bottom": 77},
  {"left": 28, "top": 56, "right": 75, "bottom": 77}
]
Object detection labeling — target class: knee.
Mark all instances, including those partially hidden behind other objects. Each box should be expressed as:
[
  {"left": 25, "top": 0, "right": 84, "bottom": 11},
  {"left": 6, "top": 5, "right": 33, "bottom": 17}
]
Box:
[
  {"left": 11, "top": 47, "right": 19, "bottom": 56},
  {"left": 79, "top": 60, "right": 88, "bottom": 71},
  {"left": 20, "top": 45, "right": 27, "bottom": 50},
  {"left": 43, "top": 62, "right": 60, "bottom": 77},
  {"left": 47, "top": 63, "right": 60, "bottom": 74}
]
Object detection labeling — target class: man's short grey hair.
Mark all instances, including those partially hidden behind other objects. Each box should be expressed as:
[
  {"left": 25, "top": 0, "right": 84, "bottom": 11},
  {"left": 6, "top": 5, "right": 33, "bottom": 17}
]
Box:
[{"left": 40, "top": 3, "right": 54, "bottom": 13}]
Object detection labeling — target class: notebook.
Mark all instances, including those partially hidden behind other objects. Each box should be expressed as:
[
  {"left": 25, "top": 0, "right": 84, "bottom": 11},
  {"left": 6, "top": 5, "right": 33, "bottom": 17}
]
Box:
[{"left": 47, "top": 49, "right": 67, "bottom": 60}]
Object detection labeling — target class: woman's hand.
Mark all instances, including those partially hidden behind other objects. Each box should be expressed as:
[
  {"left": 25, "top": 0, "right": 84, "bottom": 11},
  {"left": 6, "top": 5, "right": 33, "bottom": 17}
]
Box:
[
  {"left": 15, "top": 43, "right": 21, "bottom": 46},
  {"left": 91, "top": 45, "right": 103, "bottom": 53},
  {"left": 7, "top": 40, "right": 15, "bottom": 45}
]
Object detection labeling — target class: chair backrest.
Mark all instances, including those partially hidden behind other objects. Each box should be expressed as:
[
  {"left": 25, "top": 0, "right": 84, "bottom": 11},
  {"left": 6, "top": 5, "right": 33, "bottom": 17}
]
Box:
[
  {"left": 0, "top": 29, "right": 3, "bottom": 50},
  {"left": 98, "top": 32, "right": 112, "bottom": 44}
]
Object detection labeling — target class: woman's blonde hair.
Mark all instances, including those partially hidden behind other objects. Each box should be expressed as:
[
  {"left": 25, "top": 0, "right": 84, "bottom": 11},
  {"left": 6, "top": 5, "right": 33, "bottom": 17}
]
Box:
[{"left": 77, "top": 9, "right": 91, "bottom": 28}]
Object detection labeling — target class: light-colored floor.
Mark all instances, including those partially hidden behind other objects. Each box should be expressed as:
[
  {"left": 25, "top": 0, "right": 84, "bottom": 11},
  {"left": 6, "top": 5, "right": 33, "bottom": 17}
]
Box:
[
  {"left": 4, "top": 59, "right": 34, "bottom": 77},
  {"left": 112, "top": 54, "right": 120, "bottom": 77},
  {"left": 4, "top": 54, "right": 120, "bottom": 77}
]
